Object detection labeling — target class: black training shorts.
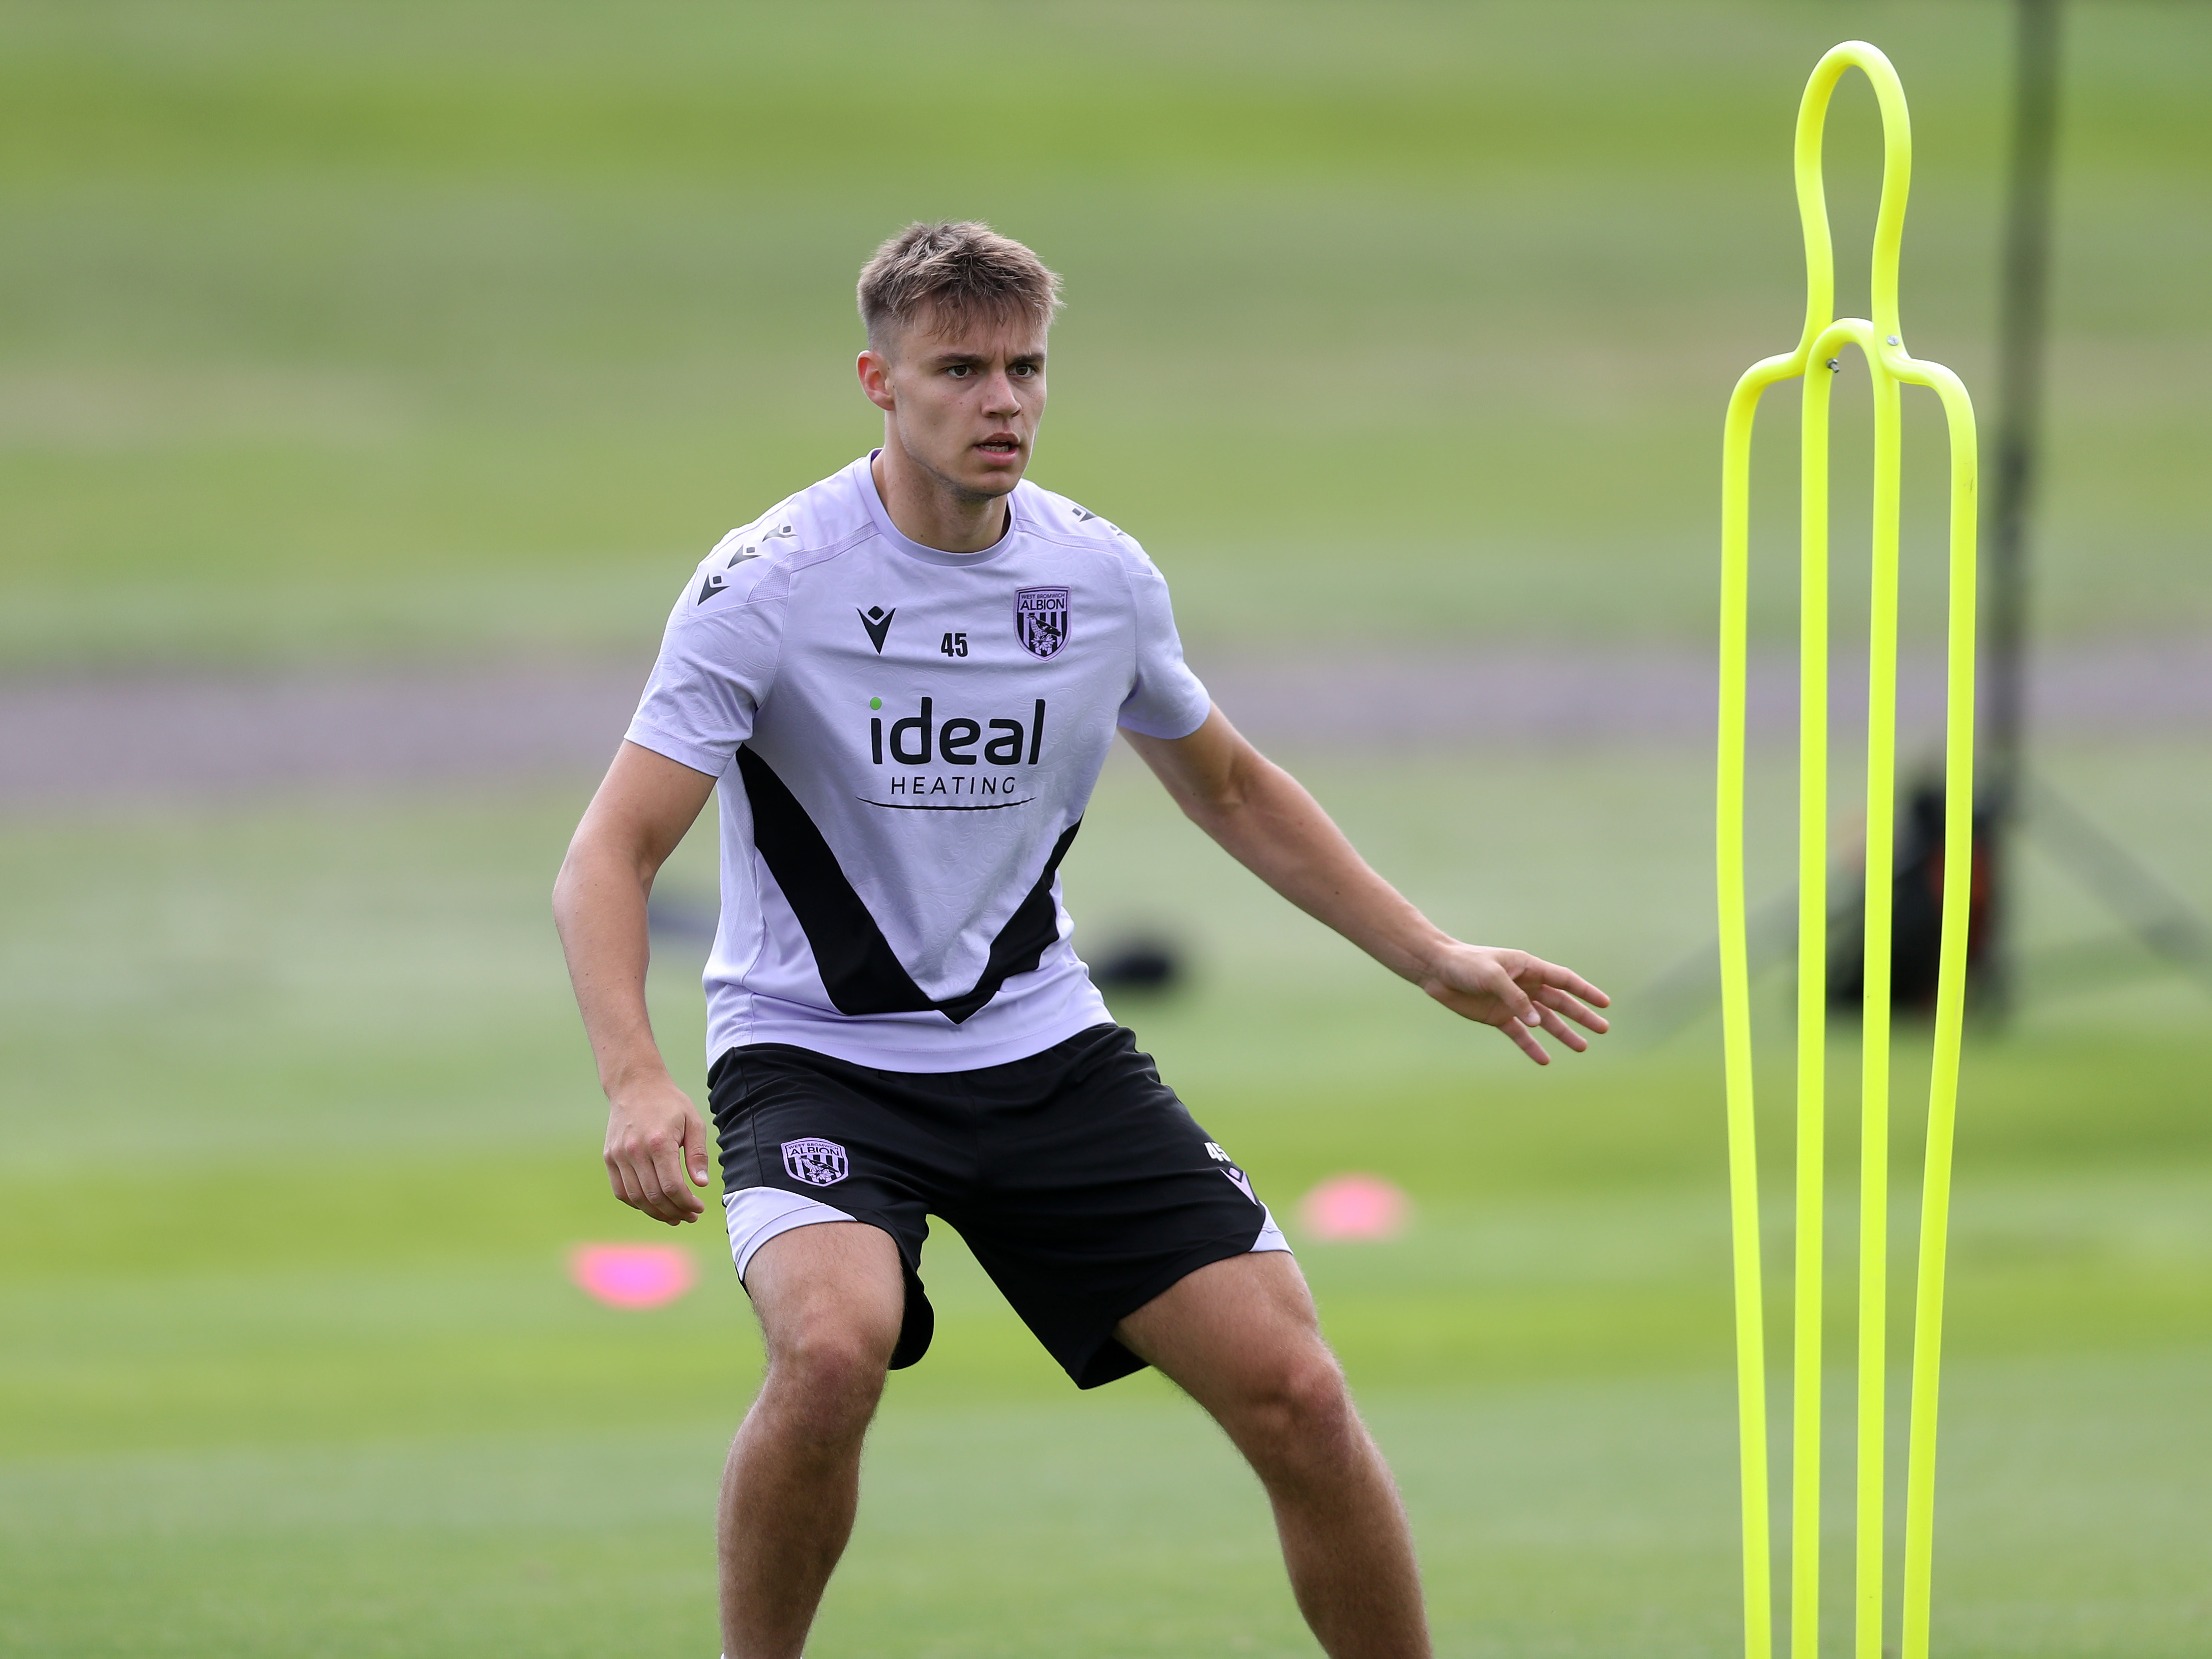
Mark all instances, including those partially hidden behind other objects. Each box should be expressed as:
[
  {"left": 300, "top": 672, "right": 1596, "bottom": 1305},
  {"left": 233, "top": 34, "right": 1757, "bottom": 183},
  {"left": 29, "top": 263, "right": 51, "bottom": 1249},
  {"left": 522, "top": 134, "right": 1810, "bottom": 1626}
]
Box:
[{"left": 706, "top": 1023, "right": 1276, "bottom": 1388}]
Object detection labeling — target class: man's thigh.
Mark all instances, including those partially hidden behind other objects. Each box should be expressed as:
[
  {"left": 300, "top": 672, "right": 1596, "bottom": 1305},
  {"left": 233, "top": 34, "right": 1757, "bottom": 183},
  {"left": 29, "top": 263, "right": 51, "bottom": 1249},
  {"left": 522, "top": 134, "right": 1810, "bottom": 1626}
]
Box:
[
  {"left": 743, "top": 1220, "right": 906, "bottom": 1364},
  {"left": 1112, "top": 1250, "right": 1334, "bottom": 1408}
]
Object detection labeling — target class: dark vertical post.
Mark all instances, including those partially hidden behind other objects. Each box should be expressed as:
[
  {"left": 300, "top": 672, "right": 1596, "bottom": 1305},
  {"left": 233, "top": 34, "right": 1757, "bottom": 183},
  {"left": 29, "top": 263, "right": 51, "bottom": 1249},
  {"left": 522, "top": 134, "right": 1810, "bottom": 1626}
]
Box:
[{"left": 1979, "top": 0, "right": 2062, "bottom": 1014}]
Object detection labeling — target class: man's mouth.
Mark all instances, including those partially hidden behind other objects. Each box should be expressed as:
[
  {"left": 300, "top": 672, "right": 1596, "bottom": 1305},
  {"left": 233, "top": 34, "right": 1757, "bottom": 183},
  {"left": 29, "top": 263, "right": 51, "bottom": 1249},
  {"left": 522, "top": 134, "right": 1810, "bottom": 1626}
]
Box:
[{"left": 977, "top": 435, "right": 1021, "bottom": 456}]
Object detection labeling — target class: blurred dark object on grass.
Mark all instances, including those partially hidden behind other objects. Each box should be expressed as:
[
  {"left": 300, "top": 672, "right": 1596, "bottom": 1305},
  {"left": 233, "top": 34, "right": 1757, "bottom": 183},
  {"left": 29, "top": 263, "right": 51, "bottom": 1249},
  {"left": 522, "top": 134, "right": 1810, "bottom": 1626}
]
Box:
[
  {"left": 1826, "top": 779, "right": 1997, "bottom": 1015},
  {"left": 1089, "top": 935, "right": 1186, "bottom": 997},
  {"left": 1828, "top": 776, "right": 2212, "bottom": 1016},
  {"left": 1643, "top": 775, "right": 2210, "bottom": 1039}
]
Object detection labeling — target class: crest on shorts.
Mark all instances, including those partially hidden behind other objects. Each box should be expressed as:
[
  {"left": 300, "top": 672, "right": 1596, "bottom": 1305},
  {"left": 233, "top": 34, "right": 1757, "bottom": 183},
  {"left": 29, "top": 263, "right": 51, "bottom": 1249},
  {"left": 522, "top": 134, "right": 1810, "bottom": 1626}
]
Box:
[
  {"left": 781, "top": 1137, "right": 849, "bottom": 1187},
  {"left": 1014, "top": 586, "right": 1070, "bottom": 660}
]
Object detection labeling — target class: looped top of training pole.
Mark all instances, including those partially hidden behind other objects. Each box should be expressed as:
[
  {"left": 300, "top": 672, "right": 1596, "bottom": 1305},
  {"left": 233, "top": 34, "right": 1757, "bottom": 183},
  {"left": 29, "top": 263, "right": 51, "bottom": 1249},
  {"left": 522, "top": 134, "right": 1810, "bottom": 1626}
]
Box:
[{"left": 1790, "top": 40, "right": 1912, "bottom": 360}]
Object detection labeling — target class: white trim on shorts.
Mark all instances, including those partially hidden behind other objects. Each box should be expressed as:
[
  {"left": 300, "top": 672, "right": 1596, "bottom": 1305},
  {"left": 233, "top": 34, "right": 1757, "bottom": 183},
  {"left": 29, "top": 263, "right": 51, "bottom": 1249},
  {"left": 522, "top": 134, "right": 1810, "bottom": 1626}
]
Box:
[
  {"left": 722, "top": 1186, "right": 1291, "bottom": 1283},
  {"left": 723, "top": 1186, "right": 860, "bottom": 1281},
  {"left": 1250, "top": 1205, "right": 1291, "bottom": 1254}
]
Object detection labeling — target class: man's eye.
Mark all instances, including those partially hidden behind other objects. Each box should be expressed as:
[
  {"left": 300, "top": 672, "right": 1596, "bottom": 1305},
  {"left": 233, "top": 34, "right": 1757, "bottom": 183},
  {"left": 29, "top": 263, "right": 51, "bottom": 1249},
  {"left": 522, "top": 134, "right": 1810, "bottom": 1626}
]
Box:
[{"left": 947, "top": 365, "right": 971, "bottom": 377}]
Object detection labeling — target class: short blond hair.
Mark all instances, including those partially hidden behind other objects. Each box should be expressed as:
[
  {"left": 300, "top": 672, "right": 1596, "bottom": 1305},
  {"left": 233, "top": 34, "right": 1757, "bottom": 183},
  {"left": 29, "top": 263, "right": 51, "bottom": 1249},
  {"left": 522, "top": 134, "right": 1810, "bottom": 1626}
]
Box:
[{"left": 857, "top": 221, "right": 1063, "bottom": 351}]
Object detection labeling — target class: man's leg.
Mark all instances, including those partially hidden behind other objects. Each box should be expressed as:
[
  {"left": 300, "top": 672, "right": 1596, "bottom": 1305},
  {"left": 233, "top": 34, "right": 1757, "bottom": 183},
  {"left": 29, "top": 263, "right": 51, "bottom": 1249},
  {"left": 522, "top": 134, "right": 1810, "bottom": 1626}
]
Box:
[
  {"left": 720, "top": 1220, "right": 905, "bottom": 1659},
  {"left": 1116, "top": 1252, "right": 1431, "bottom": 1659}
]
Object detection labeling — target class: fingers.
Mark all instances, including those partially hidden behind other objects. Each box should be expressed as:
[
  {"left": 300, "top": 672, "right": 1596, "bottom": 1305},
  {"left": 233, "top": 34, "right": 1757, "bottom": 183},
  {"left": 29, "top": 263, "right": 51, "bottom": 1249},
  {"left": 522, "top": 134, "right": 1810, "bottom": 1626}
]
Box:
[
  {"left": 1495, "top": 1008, "right": 1552, "bottom": 1065},
  {"left": 1562, "top": 976, "right": 1610, "bottom": 1009},
  {"left": 1472, "top": 960, "right": 1552, "bottom": 1064},
  {"left": 1531, "top": 1000, "right": 1589, "bottom": 1054},
  {"left": 606, "top": 1143, "right": 677, "bottom": 1223},
  {"left": 1516, "top": 967, "right": 1604, "bottom": 1053},
  {"left": 638, "top": 1131, "right": 706, "bottom": 1225},
  {"left": 683, "top": 1110, "right": 714, "bottom": 1192},
  {"left": 1529, "top": 958, "right": 1610, "bottom": 1009},
  {"left": 1533, "top": 984, "right": 1609, "bottom": 1036}
]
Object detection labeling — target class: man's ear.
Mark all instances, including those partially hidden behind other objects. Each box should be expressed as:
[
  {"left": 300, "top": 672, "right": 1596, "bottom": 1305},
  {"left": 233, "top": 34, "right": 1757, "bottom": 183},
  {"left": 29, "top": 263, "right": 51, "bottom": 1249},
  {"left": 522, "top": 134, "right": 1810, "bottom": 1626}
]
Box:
[{"left": 857, "top": 348, "right": 897, "bottom": 413}]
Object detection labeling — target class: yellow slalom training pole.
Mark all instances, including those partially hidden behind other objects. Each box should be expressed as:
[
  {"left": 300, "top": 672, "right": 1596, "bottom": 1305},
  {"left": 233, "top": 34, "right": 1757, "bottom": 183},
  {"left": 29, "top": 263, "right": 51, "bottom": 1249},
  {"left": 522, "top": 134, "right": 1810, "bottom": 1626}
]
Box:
[
  {"left": 1715, "top": 41, "right": 1977, "bottom": 1659},
  {"left": 1899, "top": 322, "right": 1979, "bottom": 1659}
]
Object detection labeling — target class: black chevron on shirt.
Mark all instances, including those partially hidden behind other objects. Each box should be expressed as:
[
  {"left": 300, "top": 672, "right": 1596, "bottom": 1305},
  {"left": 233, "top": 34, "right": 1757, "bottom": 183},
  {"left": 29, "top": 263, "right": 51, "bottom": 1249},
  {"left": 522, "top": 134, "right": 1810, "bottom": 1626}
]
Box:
[{"left": 735, "top": 746, "right": 1080, "bottom": 1024}]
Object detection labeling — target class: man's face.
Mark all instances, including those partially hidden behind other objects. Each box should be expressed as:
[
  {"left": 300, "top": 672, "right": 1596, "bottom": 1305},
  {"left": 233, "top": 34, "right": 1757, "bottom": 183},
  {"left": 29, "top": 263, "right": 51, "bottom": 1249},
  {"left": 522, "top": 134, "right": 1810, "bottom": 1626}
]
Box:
[{"left": 860, "top": 307, "right": 1047, "bottom": 500}]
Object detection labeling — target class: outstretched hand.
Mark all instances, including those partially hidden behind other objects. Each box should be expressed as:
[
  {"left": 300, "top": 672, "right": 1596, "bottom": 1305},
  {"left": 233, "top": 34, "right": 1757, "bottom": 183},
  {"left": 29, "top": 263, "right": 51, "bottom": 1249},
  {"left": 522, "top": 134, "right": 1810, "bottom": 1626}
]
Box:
[
  {"left": 603, "top": 1075, "right": 714, "bottom": 1225},
  {"left": 1416, "top": 943, "right": 1611, "bottom": 1064}
]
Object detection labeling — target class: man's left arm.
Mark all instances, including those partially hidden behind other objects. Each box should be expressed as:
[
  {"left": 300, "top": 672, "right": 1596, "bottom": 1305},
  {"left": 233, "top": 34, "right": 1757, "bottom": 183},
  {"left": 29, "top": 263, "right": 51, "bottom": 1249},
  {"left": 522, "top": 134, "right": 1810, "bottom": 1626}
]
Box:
[{"left": 1121, "top": 706, "right": 1610, "bottom": 1065}]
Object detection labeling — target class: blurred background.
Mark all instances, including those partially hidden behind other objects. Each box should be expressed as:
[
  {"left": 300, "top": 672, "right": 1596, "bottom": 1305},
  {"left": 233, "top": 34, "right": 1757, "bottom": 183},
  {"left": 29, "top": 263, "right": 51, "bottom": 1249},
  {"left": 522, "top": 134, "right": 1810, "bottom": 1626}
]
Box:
[{"left": 2, "top": 2, "right": 2205, "bottom": 1654}]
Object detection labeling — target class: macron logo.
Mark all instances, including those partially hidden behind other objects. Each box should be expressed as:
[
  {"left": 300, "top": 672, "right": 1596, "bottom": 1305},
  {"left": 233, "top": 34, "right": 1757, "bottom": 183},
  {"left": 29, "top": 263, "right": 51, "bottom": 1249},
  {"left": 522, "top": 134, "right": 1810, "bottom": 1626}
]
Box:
[{"left": 858, "top": 606, "right": 895, "bottom": 654}]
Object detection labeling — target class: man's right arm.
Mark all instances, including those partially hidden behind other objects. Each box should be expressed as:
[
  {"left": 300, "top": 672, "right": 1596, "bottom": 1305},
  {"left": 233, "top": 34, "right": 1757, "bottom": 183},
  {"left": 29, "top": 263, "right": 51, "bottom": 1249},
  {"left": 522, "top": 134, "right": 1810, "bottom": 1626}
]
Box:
[{"left": 552, "top": 739, "right": 721, "bottom": 1225}]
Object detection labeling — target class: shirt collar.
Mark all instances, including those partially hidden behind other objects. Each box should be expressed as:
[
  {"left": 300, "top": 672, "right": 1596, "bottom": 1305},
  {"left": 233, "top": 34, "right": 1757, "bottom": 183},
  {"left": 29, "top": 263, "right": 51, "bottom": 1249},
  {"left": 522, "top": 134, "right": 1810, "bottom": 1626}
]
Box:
[{"left": 850, "top": 450, "right": 1027, "bottom": 569}]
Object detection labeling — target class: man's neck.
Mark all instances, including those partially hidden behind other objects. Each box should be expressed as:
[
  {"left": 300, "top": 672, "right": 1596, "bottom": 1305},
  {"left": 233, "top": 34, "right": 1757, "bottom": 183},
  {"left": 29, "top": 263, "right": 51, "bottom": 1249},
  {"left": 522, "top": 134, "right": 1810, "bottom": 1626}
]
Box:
[{"left": 870, "top": 445, "right": 1010, "bottom": 555}]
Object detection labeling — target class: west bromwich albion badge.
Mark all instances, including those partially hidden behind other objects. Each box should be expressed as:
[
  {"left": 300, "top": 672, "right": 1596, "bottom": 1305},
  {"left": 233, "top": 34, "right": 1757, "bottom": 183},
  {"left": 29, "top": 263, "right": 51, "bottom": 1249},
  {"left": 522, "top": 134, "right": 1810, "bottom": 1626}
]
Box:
[
  {"left": 1014, "top": 586, "right": 1070, "bottom": 659},
  {"left": 781, "top": 1138, "right": 849, "bottom": 1187}
]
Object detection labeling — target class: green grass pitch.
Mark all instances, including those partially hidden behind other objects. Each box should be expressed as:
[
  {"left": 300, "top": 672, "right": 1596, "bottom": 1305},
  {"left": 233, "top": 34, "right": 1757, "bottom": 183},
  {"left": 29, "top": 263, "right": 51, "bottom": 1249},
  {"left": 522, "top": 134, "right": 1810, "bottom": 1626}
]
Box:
[{"left": 4, "top": 749, "right": 2208, "bottom": 1656}]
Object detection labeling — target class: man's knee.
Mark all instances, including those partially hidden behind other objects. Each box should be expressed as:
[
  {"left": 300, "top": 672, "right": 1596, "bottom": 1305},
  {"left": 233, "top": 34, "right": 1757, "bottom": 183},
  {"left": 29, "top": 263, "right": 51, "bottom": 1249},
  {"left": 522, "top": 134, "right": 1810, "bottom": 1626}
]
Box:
[
  {"left": 1227, "top": 1343, "right": 1360, "bottom": 1466},
  {"left": 773, "top": 1310, "right": 895, "bottom": 1379},
  {"left": 746, "top": 1223, "right": 904, "bottom": 1442},
  {"left": 756, "top": 1309, "right": 893, "bottom": 1451}
]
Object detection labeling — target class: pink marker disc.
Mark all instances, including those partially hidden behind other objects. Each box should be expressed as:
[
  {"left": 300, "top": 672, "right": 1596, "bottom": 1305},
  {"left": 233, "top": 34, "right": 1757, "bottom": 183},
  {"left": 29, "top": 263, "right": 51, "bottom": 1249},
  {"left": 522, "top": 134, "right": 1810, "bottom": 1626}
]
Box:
[
  {"left": 1297, "top": 1174, "right": 1412, "bottom": 1242},
  {"left": 569, "top": 1242, "right": 698, "bottom": 1309}
]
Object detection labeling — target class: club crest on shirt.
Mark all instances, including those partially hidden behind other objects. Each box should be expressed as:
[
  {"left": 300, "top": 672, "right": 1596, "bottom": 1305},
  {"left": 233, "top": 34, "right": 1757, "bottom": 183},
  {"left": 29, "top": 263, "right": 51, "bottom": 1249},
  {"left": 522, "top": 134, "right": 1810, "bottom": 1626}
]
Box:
[
  {"left": 1014, "top": 586, "right": 1070, "bottom": 660},
  {"left": 781, "top": 1137, "right": 849, "bottom": 1187}
]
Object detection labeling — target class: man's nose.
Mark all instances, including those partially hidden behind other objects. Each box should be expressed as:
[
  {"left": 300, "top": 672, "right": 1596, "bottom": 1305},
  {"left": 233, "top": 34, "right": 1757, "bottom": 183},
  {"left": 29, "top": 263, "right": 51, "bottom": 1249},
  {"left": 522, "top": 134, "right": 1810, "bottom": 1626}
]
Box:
[{"left": 983, "top": 372, "right": 1023, "bottom": 416}]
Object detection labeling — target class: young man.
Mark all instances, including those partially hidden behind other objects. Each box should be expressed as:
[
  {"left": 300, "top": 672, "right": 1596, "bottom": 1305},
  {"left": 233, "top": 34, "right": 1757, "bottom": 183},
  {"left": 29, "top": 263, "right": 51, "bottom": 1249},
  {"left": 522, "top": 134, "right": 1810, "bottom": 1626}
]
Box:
[{"left": 553, "top": 221, "right": 1608, "bottom": 1659}]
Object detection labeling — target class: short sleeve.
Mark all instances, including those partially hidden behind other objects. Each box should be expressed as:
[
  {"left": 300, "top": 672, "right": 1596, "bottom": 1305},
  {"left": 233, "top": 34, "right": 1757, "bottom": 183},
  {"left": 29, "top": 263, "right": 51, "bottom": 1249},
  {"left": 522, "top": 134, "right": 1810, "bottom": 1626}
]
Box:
[
  {"left": 1115, "top": 547, "right": 1212, "bottom": 739},
  {"left": 623, "top": 577, "right": 785, "bottom": 778}
]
